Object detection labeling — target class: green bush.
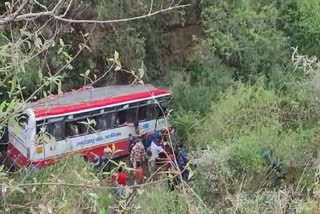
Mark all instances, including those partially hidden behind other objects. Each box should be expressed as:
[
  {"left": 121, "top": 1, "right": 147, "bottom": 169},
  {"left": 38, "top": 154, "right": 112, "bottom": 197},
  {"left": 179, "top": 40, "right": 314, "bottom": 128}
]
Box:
[
  {"left": 3, "top": 157, "right": 114, "bottom": 213},
  {"left": 186, "top": 81, "right": 320, "bottom": 203},
  {"left": 200, "top": 0, "right": 290, "bottom": 78},
  {"left": 170, "top": 56, "right": 235, "bottom": 116},
  {"left": 134, "top": 185, "right": 189, "bottom": 214},
  {"left": 190, "top": 83, "right": 280, "bottom": 145},
  {"left": 280, "top": 0, "right": 320, "bottom": 57}
]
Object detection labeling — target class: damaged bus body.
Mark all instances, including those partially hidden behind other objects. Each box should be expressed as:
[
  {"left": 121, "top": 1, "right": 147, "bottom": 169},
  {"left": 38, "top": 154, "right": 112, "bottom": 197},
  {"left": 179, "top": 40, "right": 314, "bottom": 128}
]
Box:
[{"left": 7, "top": 84, "right": 170, "bottom": 168}]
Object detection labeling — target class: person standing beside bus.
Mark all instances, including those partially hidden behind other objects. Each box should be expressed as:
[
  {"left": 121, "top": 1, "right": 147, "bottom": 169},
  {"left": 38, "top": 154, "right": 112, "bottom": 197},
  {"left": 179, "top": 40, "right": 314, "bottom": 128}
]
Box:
[
  {"left": 130, "top": 140, "right": 147, "bottom": 168},
  {"left": 128, "top": 134, "right": 135, "bottom": 153},
  {"left": 150, "top": 137, "right": 164, "bottom": 160}
]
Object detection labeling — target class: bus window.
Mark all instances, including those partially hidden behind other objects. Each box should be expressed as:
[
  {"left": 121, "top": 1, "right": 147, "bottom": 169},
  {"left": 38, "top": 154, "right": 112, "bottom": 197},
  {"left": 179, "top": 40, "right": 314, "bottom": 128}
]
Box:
[
  {"left": 138, "top": 106, "right": 147, "bottom": 121},
  {"left": 65, "top": 119, "right": 90, "bottom": 137},
  {"left": 157, "top": 101, "right": 168, "bottom": 118},
  {"left": 116, "top": 110, "right": 126, "bottom": 125},
  {"left": 65, "top": 122, "right": 79, "bottom": 137},
  {"left": 96, "top": 116, "right": 107, "bottom": 131},
  {"left": 77, "top": 120, "right": 90, "bottom": 135},
  {"left": 17, "top": 114, "right": 29, "bottom": 130},
  {"left": 47, "top": 121, "right": 64, "bottom": 141},
  {"left": 95, "top": 113, "right": 115, "bottom": 131},
  {"left": 126, "top": 108, "right": 137, "bottom": 123},
  {"left": 146, "top": 104, "right": 157, "bottom": 120},
  {"left": 138, "top": 105, "right": 157, "bottom": 121}
]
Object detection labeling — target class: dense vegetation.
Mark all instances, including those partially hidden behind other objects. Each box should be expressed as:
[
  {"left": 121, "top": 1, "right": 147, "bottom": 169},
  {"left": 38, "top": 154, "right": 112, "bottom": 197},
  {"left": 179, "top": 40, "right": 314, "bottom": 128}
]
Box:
[{"left": 2, "top": 0, "right": 320, "bottom": 213}]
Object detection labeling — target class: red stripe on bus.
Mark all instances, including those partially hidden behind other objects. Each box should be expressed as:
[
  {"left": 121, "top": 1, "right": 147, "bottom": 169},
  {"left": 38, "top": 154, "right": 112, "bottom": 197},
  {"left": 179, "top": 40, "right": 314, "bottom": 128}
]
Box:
[{"left": 35, "top": 89, "right": 169, "bottom": 118}]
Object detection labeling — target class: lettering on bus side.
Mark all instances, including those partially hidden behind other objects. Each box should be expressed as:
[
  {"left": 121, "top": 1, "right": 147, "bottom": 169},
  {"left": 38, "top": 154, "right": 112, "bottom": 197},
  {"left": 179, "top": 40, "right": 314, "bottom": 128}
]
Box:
[{"left": 75, "top": 132, "right": 121, "bottom": 147}]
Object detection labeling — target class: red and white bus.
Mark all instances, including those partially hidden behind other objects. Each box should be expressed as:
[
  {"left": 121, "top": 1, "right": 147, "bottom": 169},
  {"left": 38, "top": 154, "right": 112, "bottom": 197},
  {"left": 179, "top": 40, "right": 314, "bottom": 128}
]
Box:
[{"left": 7, "top": 84, "right": 170, "bottom": 168}]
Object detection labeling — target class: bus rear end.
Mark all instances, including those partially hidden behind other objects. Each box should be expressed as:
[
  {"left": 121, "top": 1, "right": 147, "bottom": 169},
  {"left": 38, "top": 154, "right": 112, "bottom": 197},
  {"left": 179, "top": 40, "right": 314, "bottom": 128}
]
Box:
[{"left": 7, "top": 110, "right": 35, "bottom": 168}]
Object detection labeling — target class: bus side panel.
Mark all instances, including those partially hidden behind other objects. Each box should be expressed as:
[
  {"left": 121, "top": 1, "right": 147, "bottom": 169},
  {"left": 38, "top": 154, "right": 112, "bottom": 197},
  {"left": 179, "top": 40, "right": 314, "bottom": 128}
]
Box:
[
  {"left": 139, "top": 120, "right": 157, "bottom": 134},
  {"left": 31, "top": 120, "right": 159, "bottom": 165},
  {"left": 30, "top": 137, "right": 130, "bottom": 168},
  {"left": 155, "top": 117, "right": 168, "bottom": 131},
  {"left": 32, "top": 124, "right": 137, "bottom": 161},
  {"left": 82, "top": 138, "right": 129, "bottom": 161}
]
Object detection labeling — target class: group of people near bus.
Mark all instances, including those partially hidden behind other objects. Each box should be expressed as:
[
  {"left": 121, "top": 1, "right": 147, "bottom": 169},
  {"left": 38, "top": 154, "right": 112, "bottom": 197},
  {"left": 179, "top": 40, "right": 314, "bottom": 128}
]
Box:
[{"left": 106, "top": 121, "right": 189, "bottom": 198}]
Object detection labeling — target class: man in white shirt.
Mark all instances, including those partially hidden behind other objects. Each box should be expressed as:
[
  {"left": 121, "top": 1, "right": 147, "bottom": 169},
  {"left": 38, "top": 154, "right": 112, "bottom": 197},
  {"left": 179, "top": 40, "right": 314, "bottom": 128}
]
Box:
[
  {"left": 147, "top": 139, "right": 164, "bottom": 173},
  {"left": 150, "top": 140, "right": 164, "bottom": 159}
]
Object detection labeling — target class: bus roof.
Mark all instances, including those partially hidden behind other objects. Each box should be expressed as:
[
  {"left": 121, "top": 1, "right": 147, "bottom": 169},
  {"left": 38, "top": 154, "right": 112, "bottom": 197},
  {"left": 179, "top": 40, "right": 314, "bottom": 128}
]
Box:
[{"left": 29, "top": 84, "right": 170, "bottom": 118}]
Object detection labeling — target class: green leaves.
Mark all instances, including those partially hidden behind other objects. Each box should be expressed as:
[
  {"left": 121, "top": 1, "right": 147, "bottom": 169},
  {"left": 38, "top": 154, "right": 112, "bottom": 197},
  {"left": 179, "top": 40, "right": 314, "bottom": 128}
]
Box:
[
  {"left": 34, "top": 37, "right": 42, "bottom": 49},
  {"left": 13, "top": 122, "right": 19, "bottom": 135},
  {"left": 59, "top": 38, "right": 64, "bottom": 47},
  {"left": 201, "top": 0, "right": 289, "bottom": 78},
  {"left": 138, "top": 61, "right": 146, "bottom": 79},
  {"left": 114, "top": 50, "right": 119, "bottom": 62},
  {"left": 108, "top": 50, "right": 121, "bottom": 71},
  {"left": 80, "top": 70, "right": 92, "bottom": 85},
  {"left": 114, "top": 50, "right": 121, "bottom": 71},
  {"left": 280, "top": 0, "right": 320, "bottom": 57},
  {"left": 83, "top": 32, "right": 90, "bottom": 38},
  {"left": 0, "top": 44, "right": 11, "bottom": 58},
  {"left": 10, "top": 77, "right": 16, "bottom": 94}
]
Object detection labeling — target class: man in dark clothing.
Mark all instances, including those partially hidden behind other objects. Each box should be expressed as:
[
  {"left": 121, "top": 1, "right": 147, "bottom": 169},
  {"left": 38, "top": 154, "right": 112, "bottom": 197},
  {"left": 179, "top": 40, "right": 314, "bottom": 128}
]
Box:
[
  {"left": 175, "top": 143, "right": 189, "bottom": 182},
  {"left": 128, "top": 134, "right": 135, "bottom": 153},
  {"left": 90, "top": 153, "right": 101, "bottom": 169}
]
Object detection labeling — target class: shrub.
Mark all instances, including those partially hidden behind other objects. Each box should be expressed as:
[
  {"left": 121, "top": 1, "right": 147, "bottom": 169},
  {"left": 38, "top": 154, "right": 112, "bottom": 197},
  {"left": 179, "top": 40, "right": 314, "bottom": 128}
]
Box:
[
  {"left": 200, "top": 0, "right": 290, "bottom": 78},
  {"left": 170, "top": 56, "right": 235, "bottom": 116},
  {"left": 190, "top": 83, "right": 280, "bottom": 146},
  {"left": 2, "top": 157, "right": 115, "bottom": 213},
  {"left": 134, "top": 185, "right": 189, "bottom": 214}
]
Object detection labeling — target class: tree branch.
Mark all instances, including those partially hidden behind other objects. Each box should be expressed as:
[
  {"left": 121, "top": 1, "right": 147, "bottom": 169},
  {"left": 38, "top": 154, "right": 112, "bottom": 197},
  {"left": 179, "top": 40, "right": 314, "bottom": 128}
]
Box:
[
  {"left": 25, "top": 24, "right": 97, "bottom": 102},
  {"left": 88, "top": 62, "right": 115, "bottom": 87},
  {"left": 61, "top": 0, "right": 74, "bottom": 17},
  {"left": 11, "top": 0, "right": 29, "bottom": 20},
  {"left": 0, "top": 2, "right": 191, "bottom": 25}
]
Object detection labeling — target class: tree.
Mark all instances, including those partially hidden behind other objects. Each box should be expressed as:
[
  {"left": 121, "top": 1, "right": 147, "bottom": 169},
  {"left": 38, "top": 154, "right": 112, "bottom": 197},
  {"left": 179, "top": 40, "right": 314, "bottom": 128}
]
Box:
[
  {"left": 279, "top": 0, "right": 320, "bottom": 57},
  {"left": 0, "top": 0, "right": 190, "bottom": 140},
  {"left": 200, "top": 0, "right": 290, "bottom": 79}
]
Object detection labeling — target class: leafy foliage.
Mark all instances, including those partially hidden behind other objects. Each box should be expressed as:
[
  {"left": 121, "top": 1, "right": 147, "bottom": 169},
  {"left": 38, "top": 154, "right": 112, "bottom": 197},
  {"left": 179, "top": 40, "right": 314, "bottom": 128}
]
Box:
[
  {"left": 200, "top": 0, "right": 289, "bottom": 79},
  {"left": 3, "top": 0, "right": 320, "bottom": 213},
  {"left": 1, "top": 157, "right": 114, "bottom": 213},
  {"left": 280, "top": 0, "right": 320, "bottom": 57},
  {"left": 134, "top": 185, "right": 189, "bottom": 214}
]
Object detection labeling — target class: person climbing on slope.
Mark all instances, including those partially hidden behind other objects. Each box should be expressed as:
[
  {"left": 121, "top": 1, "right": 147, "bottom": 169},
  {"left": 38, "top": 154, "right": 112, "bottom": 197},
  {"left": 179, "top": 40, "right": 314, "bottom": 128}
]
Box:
[
  {"left": 175, "top": 143, "right": 189, "bottom": 182},
  {"left": 109, "top": 166, "right": 128, "bottom": 198},
  {"left": 128, "top": 134, "right": 136, "bottom": 153},
  {"left": 262, "top": 150, "right": 285, "bottom": 186},
  {"left": 135, "top": 161, "right": 144, "bottom": 185}
]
